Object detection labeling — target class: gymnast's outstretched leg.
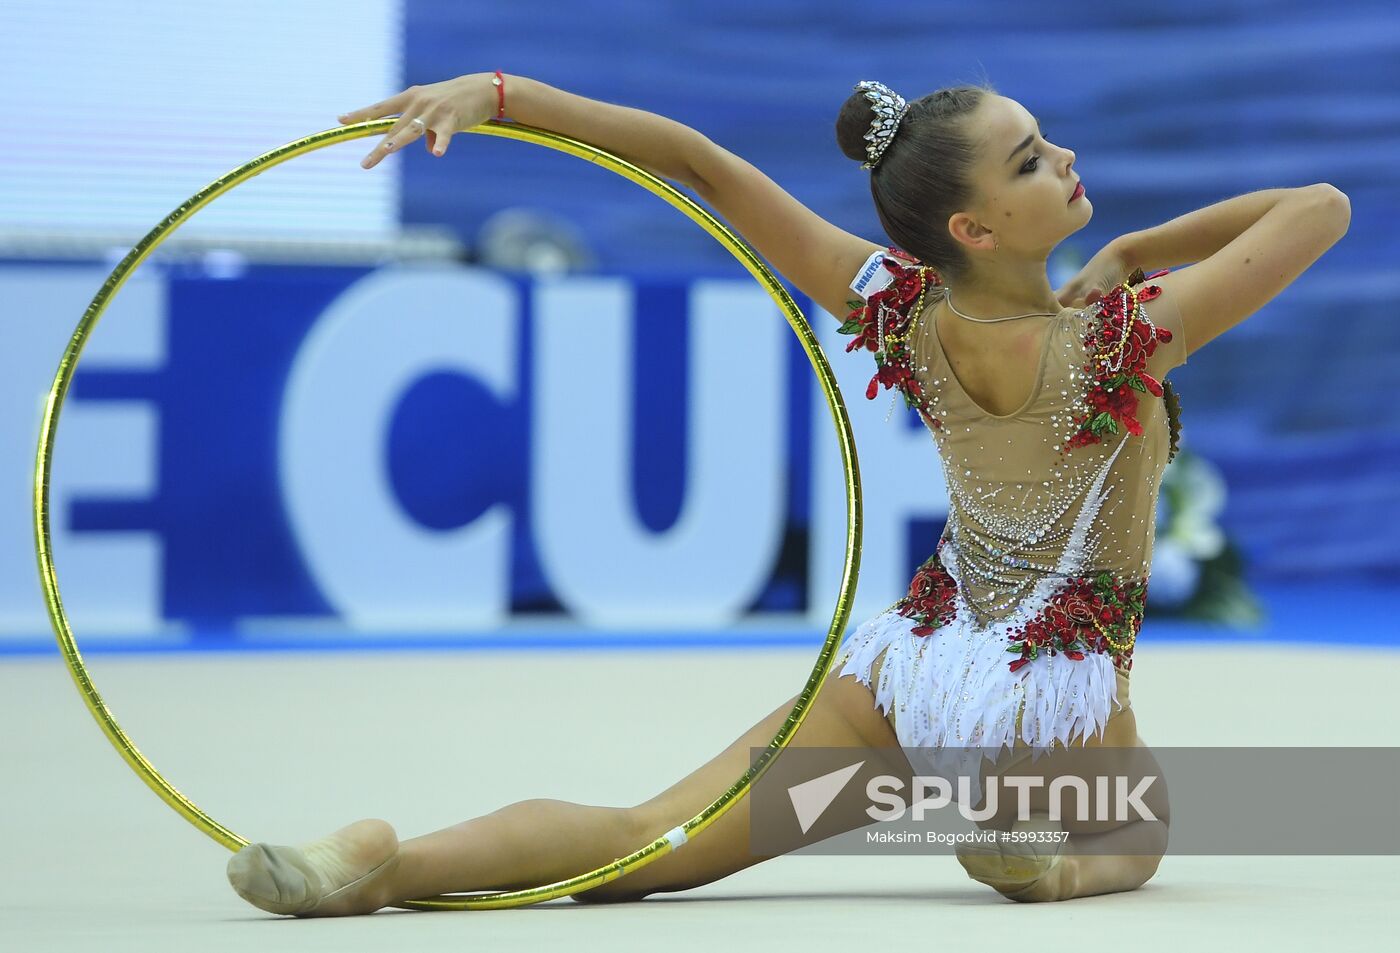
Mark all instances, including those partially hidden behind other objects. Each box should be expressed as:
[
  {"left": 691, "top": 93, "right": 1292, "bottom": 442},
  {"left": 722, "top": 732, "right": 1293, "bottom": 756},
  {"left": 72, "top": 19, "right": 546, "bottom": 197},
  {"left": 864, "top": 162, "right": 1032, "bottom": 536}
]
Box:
[{"left": 226, "top": 651, "right": 906, "bottom": 915}]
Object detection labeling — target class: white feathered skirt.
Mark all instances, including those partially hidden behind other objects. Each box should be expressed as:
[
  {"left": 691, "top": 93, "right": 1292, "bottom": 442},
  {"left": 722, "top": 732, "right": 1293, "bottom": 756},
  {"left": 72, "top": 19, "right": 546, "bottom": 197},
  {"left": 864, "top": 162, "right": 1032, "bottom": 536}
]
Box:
[{"left": 831, "top": 585, "right": 1131, "bottom": 809}]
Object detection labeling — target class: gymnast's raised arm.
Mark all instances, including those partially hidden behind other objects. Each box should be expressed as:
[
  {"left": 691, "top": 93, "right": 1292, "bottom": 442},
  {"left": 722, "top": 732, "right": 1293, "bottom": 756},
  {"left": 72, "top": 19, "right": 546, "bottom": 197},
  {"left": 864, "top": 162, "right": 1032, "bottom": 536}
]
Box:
[{"left": 337, "top": 71, "right": 881, "bottom": 320}]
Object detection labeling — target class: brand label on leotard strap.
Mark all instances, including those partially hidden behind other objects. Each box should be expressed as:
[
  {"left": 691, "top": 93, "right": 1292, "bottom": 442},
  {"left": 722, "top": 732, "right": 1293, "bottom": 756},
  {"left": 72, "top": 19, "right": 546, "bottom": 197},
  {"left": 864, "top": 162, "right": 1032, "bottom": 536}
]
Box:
[{"left": 850, "top": 249, "right": 894, "bottom": 300}]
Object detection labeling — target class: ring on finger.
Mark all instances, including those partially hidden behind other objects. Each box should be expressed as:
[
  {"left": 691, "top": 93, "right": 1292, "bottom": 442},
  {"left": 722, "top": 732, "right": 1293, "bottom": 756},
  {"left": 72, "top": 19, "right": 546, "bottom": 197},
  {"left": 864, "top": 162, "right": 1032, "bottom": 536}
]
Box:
[{"left": 409, "top": 116, "right": 426, "bottom": 133}]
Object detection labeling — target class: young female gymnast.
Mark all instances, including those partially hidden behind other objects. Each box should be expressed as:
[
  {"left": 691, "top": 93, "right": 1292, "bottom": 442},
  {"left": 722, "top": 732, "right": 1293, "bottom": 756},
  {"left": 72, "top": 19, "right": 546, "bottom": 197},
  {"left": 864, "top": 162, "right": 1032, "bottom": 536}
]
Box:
[{"left": 225, "top": 70, "right": 1349, "bottom": 915}]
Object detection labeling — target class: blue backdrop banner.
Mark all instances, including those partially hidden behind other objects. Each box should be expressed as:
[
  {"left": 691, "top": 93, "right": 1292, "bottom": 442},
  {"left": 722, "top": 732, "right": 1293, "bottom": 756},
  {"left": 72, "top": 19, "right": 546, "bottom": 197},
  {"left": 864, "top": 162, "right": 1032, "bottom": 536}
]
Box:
[{"left": 1, "top": 259, "right": 970, "bottom": 644}]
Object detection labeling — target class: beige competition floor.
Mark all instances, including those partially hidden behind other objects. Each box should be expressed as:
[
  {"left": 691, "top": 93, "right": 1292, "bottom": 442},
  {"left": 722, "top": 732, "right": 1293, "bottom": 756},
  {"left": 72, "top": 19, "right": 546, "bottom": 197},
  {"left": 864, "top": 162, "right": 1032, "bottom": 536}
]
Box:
[{"left": 2, "top": 642, "right": 1395, "bottom": 952}]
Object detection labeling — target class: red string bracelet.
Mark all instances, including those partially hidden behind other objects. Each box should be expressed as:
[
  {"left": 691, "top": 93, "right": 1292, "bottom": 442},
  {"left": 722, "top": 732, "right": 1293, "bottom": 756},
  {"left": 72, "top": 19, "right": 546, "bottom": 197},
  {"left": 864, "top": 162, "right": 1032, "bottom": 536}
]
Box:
[{"left": 492, "top": 70, "right": 506, "bottom": 119}]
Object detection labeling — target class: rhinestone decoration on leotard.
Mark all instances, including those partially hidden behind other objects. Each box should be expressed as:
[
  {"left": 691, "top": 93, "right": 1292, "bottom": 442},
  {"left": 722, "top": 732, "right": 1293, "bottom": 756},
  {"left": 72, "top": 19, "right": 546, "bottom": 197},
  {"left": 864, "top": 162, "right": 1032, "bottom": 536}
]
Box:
[{"left": 838, "top": 249, "right": 1180, "bottom": 674}]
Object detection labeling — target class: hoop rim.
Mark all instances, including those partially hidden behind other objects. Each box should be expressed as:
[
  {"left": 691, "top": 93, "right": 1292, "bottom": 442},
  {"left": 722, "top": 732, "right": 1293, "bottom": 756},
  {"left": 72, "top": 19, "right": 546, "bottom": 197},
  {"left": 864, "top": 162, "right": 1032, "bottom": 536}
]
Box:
[{"left": 32, "top": 117, "right": 866, "bottom": 911}]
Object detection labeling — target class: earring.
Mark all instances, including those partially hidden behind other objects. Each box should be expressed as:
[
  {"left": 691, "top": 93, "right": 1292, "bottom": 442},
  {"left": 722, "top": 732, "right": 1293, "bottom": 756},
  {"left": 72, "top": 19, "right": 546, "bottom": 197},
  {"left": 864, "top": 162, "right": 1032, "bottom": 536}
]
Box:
[{"left": 994, "top": 238, "right": 1000, "bottom": 251}]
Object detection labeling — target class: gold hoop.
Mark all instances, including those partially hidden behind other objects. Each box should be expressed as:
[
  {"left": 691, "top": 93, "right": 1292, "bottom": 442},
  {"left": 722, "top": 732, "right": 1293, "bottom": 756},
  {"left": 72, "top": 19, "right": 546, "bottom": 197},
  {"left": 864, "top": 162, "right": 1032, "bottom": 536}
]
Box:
[{"left": 32, "top": 117, "right": 867, "bottom": 911}]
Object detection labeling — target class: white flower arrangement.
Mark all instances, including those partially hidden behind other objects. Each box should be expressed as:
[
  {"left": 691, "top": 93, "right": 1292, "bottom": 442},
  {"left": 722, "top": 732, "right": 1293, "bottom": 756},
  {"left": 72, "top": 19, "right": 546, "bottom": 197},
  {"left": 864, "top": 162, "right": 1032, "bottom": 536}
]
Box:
[{"left": 1151, "top": 446, "right": 1264, "bottom": 625}]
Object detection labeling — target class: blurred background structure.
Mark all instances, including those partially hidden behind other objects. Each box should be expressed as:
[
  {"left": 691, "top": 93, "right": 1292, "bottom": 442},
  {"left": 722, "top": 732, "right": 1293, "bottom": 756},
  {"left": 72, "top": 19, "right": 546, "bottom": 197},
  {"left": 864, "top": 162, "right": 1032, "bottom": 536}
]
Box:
[
  {"left": 3, "top": 2, "right": 1399, "bottom": 948},
  {"left": 4, "top": 0, "right": 1396, "bottom": 649}
]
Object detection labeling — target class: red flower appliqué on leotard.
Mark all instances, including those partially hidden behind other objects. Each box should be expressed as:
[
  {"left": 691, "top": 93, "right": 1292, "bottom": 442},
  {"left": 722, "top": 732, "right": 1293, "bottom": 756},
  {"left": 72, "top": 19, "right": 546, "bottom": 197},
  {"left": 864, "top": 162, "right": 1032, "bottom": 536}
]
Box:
[
  {"left": 1063, "top": 268, "right": 1175, "bottom": 452},
  {"left": 892, "top": 539, "right": 959, "bottom": 634},
  {"left": 836, "top": 246, "right": 944, "bottom": 430},
  {"left": 1004, "top": 571, "right": 1145, "bottom": 673},
  {"left": 890, "top": 548, "right": 1144, "bottom": 672}
]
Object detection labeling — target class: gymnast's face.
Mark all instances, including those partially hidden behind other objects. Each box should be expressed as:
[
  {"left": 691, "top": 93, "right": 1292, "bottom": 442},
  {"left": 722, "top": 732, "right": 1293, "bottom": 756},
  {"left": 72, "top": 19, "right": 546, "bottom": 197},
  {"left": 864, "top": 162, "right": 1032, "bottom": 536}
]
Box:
[{"left": 948, "top": 94, "right": 1088, "bottom": 256}]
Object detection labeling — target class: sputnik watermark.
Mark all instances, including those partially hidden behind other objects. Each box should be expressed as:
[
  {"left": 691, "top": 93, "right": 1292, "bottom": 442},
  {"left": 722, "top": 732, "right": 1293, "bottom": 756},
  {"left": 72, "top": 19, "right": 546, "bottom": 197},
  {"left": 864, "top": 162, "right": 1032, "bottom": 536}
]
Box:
[
  {"left": 785, "top": 759, "right": 1158, "bottom": 836},
  {"left": 867, "top": 772, "right": 1160, "bottom": 823},
  {"left": 756, "top": 745, "right": 1400, "bottom": 855},
  {"left": 866, "top": 828, "right": 1064, "bottom": 846}
]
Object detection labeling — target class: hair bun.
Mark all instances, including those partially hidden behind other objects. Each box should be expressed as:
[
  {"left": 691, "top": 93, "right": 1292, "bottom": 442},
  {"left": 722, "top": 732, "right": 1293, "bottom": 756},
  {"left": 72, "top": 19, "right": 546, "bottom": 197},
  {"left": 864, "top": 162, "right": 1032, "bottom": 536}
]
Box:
[
  {"left": 837, "top": 81, "right": 910, "bottom": 170},
  {"left": 836, "top": 89, "right": 878, "bottom": 164}
]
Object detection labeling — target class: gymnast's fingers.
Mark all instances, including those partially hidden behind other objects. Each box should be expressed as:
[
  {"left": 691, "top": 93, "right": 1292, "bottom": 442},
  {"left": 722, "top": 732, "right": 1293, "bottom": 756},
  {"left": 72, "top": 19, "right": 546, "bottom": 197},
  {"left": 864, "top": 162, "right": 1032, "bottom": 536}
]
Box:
[
  {"left": 409, "top": 103, "right": 453, "bottom": 157},
  {"left": 335, "top": 89, "right": 416, "bottom": 169},
  {"left": 423, "top": 109, "right": 456, "bottom": 156},
  {"left": 360, "top": 108, "right": 431, "bottom": 169},
  {"left": 369, "top": 102, "right": 458, "bottom": 167},
  {"left": 337, "top": 87, "right": 415, "bottom": 125}
]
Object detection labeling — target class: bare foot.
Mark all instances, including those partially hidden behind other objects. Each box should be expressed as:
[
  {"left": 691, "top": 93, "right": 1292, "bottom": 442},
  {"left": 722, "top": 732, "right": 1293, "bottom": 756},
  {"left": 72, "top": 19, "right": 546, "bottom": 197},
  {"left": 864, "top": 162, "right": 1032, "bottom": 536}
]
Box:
[{"left": 226, "top": 818, "right": 399, "bottom": 916}]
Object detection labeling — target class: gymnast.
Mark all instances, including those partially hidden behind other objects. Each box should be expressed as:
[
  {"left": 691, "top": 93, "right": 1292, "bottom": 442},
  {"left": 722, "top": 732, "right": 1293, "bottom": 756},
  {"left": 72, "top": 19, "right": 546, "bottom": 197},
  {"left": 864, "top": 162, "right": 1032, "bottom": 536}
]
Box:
[{"left": 224, "top": 70, "right": 1349, "bottom": 914}]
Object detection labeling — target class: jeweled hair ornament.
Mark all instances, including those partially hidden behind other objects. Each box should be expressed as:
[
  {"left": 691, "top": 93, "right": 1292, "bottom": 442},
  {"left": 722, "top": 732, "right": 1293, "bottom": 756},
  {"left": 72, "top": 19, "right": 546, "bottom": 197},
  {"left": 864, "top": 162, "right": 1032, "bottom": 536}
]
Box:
[{"left": 854, "top": 80, "right": 910, "bottom": 170}]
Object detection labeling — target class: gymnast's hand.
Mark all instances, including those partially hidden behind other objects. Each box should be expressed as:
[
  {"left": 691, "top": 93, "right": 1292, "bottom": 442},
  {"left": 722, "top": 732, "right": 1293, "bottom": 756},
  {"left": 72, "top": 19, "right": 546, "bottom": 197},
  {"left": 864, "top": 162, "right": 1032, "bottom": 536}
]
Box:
[
  {"left": 337, "top": 73, "right": 496, "bottom": 169},
  {"left": 1054, "top": 239, "right": 1134, "bottom": 309}
]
